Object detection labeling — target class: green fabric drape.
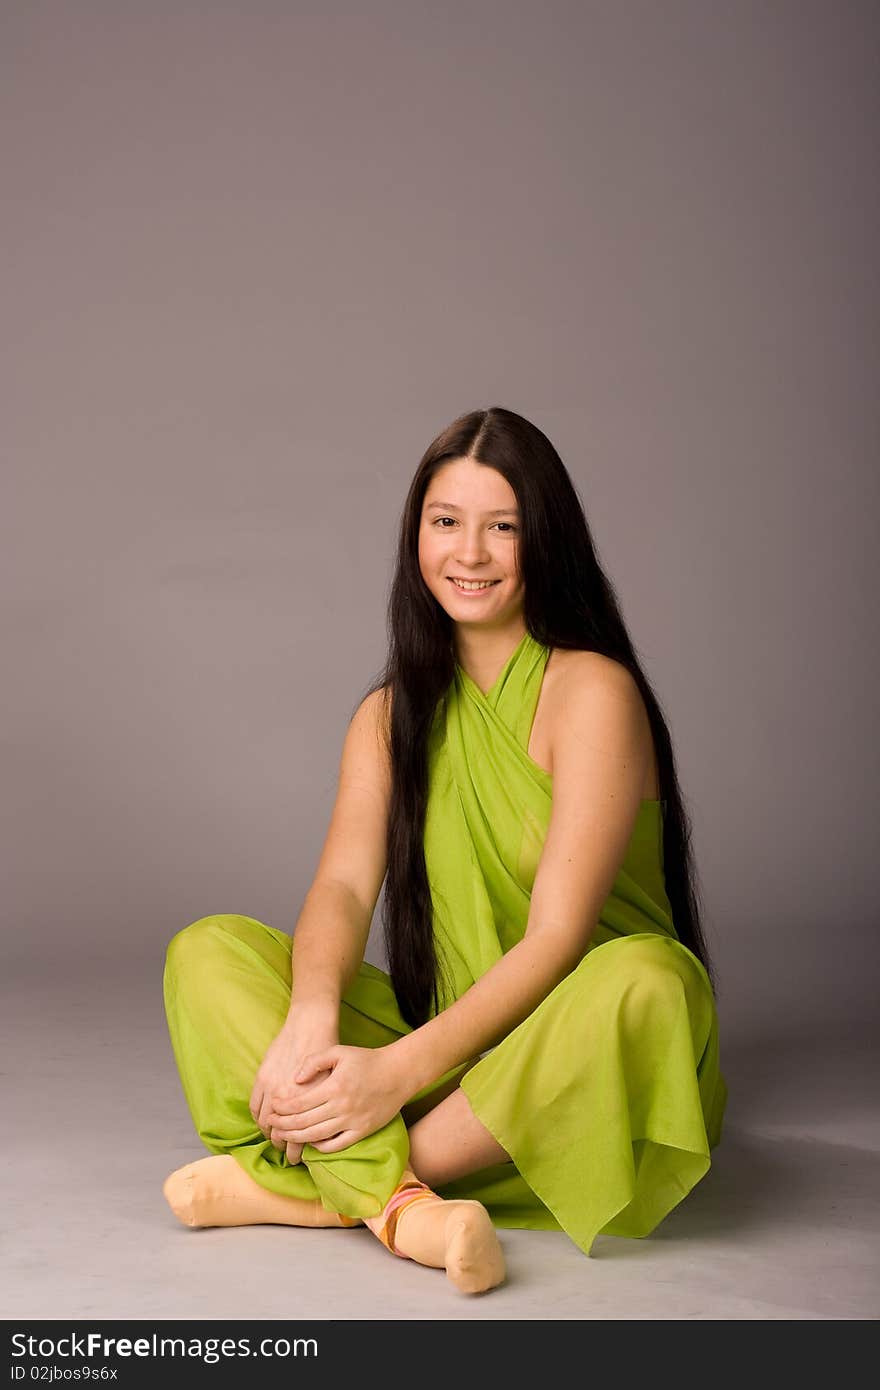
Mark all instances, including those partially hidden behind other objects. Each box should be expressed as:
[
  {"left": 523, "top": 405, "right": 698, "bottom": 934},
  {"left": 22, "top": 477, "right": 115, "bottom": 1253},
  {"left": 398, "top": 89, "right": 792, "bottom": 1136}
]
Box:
[{"left": 163, "top": 631, "right": 727, "bottom": 1254}]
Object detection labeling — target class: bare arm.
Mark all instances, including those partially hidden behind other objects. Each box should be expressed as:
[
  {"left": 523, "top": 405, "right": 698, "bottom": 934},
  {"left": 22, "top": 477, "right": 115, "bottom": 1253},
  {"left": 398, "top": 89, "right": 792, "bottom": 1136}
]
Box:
[
  {"left": 386, "top": 656, "right": 651, "bottom": 1096},
  {"left": 286, "top": 686, "right": 391, "bottom": 1032},
  {"left": 285, "top": 881, "right": 371, "bottom": 1037},
  {"left": 250, "top": 686, "right": 391, "bottom": 1150}
]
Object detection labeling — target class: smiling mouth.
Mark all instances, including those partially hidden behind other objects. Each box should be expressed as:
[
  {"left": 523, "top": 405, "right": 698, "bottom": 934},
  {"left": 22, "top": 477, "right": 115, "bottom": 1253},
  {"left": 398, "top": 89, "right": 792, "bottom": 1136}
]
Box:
[{"left": 448, "top": 577, "right": 501, "bottom": 591}]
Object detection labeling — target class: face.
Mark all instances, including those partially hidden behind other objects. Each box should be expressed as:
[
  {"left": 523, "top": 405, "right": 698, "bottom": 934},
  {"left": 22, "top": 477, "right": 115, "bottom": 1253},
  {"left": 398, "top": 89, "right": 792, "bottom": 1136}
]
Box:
[{"left": 418, "top": 457, "right": 525, "bottom": 628}]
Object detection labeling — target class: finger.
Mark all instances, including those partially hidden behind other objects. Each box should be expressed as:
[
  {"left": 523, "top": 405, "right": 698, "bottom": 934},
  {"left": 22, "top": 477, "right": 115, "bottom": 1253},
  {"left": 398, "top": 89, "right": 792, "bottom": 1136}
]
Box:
[
  {"left": 270, "top": 1076, "right": 334, "bottom": 1113},
  {"left": 310, "top": 1131, "right": 357, "bottom": 1153},
  {"left": 296, "top": 1049, "right": 337, "bottom": 1083},
  {"left": 285, "top": 1141, "right": 304, "bottom": 1165},
  {"left": 266, "top": 1100, "right": 340, "bottom": 1138},
  {"left": 285, "top": 1117, "right": 349, "bottom": 1144},
  {"left": 275, "top": 1067, "right": 333, "bottom": 1099},
  {"left": 268, "top": 1107, "right": 336, "bottom": 1141},
  {"left": 249, "top": 1083, "right": 263, "bottom": 1123},
  {"left": 267, "top": 1097, "right": 337, "bottom": 1127}
]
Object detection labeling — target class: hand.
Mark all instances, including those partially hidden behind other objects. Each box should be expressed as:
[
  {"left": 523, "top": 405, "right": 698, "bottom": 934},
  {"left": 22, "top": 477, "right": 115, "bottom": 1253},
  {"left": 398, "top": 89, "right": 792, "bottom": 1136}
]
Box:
[
  {"left": 249, "top": 1020, "right": 337, "bottom": 1165},
  {"left": 262, "top": 1043, "right": 409, "bottom": 1154}
]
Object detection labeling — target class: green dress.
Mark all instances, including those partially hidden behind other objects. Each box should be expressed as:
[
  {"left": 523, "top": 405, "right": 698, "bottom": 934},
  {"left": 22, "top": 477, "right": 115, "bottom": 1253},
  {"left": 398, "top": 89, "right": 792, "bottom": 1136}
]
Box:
[{"left": 163, "top": 631, "right": 727, "bottom": 1256}]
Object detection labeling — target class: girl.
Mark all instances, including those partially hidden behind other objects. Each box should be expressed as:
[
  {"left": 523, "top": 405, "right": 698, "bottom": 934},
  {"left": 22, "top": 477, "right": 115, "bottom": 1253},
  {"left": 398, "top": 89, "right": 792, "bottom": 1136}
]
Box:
[{"left": 162, "top": 406, "right": 727, "bottom": 1294}]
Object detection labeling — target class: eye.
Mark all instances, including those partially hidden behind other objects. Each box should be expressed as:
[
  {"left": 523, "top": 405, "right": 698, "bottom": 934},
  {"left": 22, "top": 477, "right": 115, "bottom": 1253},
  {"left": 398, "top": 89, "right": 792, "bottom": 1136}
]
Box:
[{"left": 431, "top": 517, "right": 518, "bottom": 533}]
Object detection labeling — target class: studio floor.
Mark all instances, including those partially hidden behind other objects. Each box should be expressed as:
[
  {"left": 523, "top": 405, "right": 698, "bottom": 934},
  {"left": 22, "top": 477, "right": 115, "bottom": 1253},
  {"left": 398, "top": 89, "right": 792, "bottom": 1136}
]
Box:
[{"left": 4, "top": 954, "right": 878, "bottom": 1321}]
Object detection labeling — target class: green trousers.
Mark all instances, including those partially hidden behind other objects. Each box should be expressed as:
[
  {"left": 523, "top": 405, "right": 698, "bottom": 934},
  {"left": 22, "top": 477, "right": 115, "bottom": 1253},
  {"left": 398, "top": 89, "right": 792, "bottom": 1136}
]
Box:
[{"left": 163, "top": 912, "right": 727, "bottom": 1257}]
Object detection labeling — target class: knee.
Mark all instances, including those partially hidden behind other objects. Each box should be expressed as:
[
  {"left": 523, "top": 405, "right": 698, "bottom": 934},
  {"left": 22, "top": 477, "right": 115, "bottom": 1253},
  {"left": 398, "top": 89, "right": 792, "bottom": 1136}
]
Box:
[
  {"left": 164, "top": 914, "right": 240, "bottom": 977},
  {"left": 619, "top": 935, "right": 682, "bottom": 984},
  {"left": 555, "top": 935, "right": 711, "bottom": 1063},
  {"left": 608, "top": 935, "right": 717, "bottom": 1061},
  {"left": 586, "top": 934, "right": 688, "bottom": 1013}
]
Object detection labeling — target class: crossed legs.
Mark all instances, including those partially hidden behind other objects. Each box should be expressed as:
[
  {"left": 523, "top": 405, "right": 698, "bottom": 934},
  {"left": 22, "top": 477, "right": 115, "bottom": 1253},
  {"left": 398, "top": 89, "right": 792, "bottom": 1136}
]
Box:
[
  {"left": 162, "top": 916, "right": 510, "bottom": 1293},
  {"left": 162, "top": 1081, "right": 509, "bottom": 1293}
]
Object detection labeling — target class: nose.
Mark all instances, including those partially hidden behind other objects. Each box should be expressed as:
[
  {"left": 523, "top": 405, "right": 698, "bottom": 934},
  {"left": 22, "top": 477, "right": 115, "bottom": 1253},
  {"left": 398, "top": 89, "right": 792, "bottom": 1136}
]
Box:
[{"left": 453, "top": 526, "right": 491, "bottom": 566}]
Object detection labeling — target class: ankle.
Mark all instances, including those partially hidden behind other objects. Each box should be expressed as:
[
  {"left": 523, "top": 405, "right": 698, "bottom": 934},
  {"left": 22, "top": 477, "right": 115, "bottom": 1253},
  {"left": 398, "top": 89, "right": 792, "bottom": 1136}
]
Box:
[{"left": 363, "top": 1169, "right": 439, "bottom": 1255}]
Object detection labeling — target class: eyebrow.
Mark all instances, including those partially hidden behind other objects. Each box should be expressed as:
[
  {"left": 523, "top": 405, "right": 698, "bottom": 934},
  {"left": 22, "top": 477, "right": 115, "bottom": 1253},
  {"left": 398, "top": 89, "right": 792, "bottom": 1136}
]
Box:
[{"left": 425, "top": 501, "right": 520, "bottom": 517}]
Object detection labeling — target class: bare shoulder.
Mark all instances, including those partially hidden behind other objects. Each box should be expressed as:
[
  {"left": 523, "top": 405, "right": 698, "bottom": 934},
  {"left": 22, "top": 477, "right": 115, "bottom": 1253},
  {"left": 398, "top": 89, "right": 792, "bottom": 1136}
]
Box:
[
  {"left": 553, "top": 649, "right": 643, "bottom": 704},
  {"left": 546, "top": 649, "right": 658, "bottom": 796},
  {"left": 352, "top": 684, "right": 391, "bottom": 740},
  {"left": 342, "top": 685, "right": 392, "bottom": 799}
]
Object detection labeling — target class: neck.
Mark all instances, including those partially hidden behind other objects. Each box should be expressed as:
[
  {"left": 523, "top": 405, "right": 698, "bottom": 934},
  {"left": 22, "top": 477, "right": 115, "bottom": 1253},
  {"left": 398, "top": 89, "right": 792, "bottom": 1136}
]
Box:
[{"left": 454, "top": 622, "right": 528, "bottom": 695}]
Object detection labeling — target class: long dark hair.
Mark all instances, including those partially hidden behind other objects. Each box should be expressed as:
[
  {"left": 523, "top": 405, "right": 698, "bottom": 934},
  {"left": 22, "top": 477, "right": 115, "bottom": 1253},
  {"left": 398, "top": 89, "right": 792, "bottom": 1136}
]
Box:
[{"left": 359, "top": 406, "right": 718, "bottom": 1028}]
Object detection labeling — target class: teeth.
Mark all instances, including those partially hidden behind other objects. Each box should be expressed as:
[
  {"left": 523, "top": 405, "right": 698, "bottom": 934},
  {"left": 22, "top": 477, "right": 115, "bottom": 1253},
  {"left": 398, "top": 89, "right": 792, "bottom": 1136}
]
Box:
[{"left": 451, "top": 578, "right": 498, "bottom": 591}]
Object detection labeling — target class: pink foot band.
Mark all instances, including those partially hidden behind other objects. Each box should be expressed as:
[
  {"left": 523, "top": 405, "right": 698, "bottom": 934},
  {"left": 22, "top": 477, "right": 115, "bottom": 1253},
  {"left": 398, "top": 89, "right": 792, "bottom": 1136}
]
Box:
[{"left": 364, "top": 1174, "right": 438, "bottom": 1255}]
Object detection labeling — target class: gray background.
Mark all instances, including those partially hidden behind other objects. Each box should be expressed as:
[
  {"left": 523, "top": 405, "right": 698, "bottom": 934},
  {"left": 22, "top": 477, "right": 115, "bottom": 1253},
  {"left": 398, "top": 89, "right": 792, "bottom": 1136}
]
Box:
[{"left": 3, "top": 0, "right": 878, "bottom": 1321}]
